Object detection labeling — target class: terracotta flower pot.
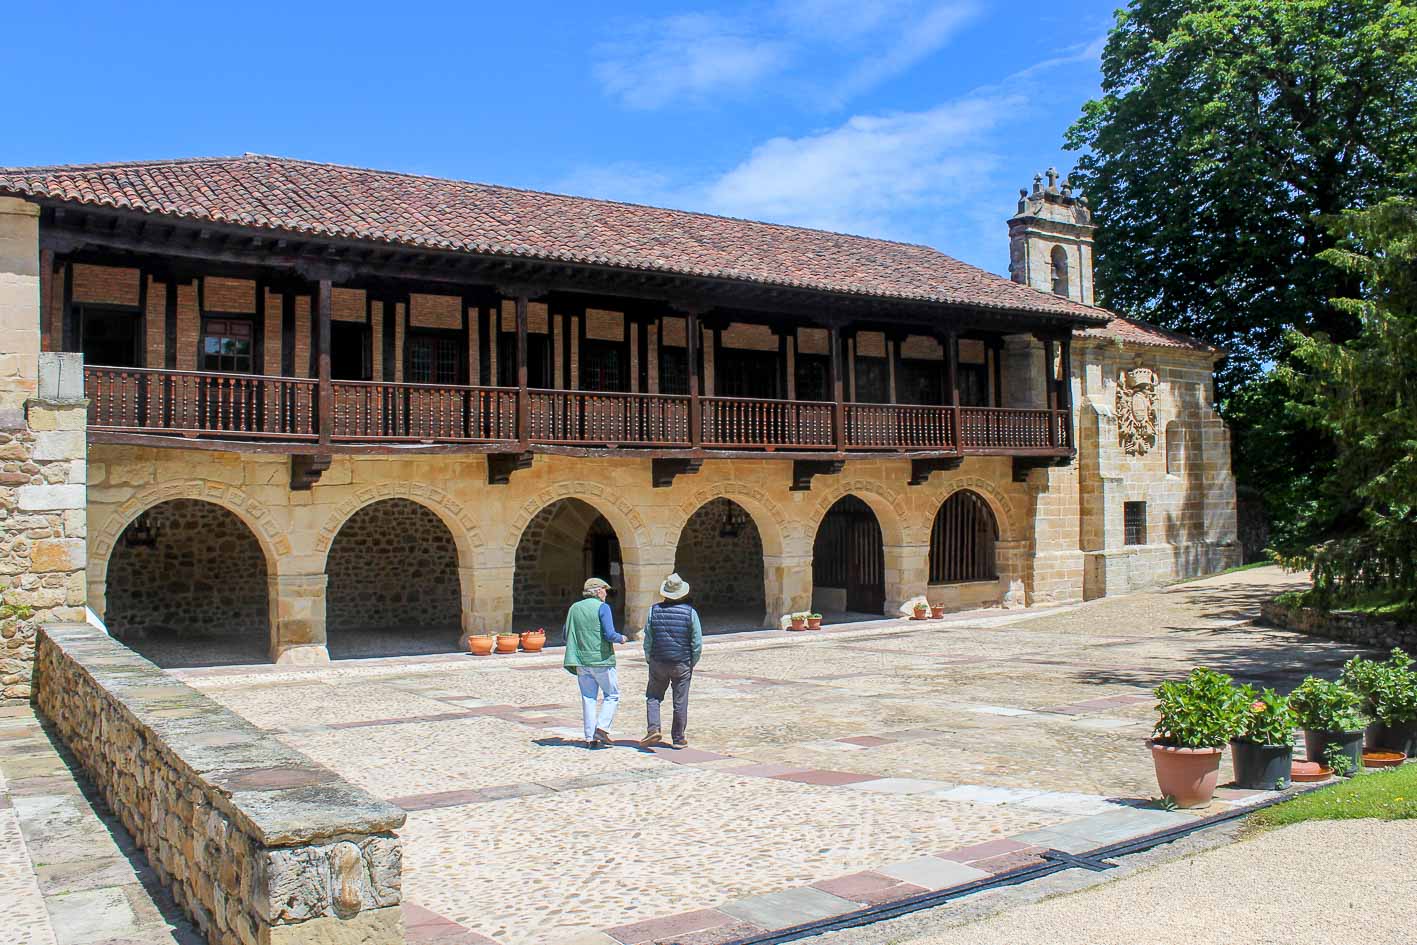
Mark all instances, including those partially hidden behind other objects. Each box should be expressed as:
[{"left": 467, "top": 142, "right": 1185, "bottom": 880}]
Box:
[
  {"left": 495, "top": 634, "right": 520, "bottom": 654},
  {"left": 912, "top": 606, "right": 929, "bottom": 620},
  {"left": 930, "top": 605, "right": 945, "bottom": 619},
  {"left": 806, "top": 617, "right": 822, "bottom": 630},
  {"left": 520, "top": 630, "right": 546, "bottom": 653},
  {"left": 1149, "top": 741, "right": 1223, "bottom": 808},
  {"left": 1291, "top": 760, "right": 1333, "bottom": 782},
  {"left": 467, "top": 635, "right": 495, "bottom": 656},
  {"left": 1362, "top": 749, "right": 1406, "bottom": 769},
  {"left": 789, "top": 617, "right": 806, "bottom": 631}
]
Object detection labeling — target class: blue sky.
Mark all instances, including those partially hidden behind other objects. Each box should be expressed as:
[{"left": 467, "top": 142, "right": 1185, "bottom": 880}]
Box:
[{"left": 1, "top": 0, "right": 1119, "bottom": 275}]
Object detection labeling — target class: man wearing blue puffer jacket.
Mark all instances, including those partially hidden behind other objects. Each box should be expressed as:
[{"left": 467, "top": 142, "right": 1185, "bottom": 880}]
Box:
[{"left": 638, "top": 572, "right": 702, "bottom": 749}]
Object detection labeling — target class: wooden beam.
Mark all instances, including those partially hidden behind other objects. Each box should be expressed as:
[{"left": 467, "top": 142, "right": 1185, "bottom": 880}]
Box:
[
  {"left": 828, "top": 326, "right": 845, "bottom": 452},
  {"left": 946, "top": 331, "right": 960, "bottom": 452},
  {"left": 290, "top": 453, "right": 332, "bottom": 490},
  {"left": 317, "top": 279, "right": 332, "bottom": 446},
  {"left": 487, "top": 450, "right": 534, "bottom": 485},
  {"left": 1059, "top": 334, "right": 1074, "bottom": 450},
  {"left": 791, "top": 459, "right": 845, "bottom": 492},
  {"left": 39, "top": 249, "right": 54, "bottom": 352},
  {"left": 1043, "top": 337, "right": 1057, "bottom": 449},
  {"left": 908, "top": 456, "right": 963, "bottom": 486},
  {"left": 686, "top": 310, "right": 702, "bottom": 448},
  {"left": 651, "top": 457, "right": 703, "bottom": 488}
]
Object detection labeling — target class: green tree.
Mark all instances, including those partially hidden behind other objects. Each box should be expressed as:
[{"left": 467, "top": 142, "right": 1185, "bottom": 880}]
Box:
[
  {"left": 1066, "top": 1, "right": 1417, "bottom": 551},
  {"left": 1284, "top": 199, "right": 1417, "bottom": 597}
]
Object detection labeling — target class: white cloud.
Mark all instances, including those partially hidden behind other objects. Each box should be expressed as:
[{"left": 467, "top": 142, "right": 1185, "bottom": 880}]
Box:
[
  {"left": 830, "top": 3, "right": 981, "bottom": 105},
  {"left": 593, "top": 14, "right": 791, "bottom": 110}
]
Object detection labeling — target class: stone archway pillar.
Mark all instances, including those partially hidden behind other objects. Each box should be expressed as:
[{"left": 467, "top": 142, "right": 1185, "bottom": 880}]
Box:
[
  {"left": 456, "top": 566, "right": 479, "bottom": 643},
  {"left": 994, "top": 539, "right": 1029, "bottom": 608},
  {"left": 269, "top": 573, "right": 330, "bottom": 664},
  {"left": 466, "top": 564, "right": 514, "bottom": 638},
  {"left": 883, "top": 542, "right": 930, "bottom": 614},
  {"left": 763, "top": 553, "right": 812, "bottom": 625},
  {"left": 621, "top": 554, "right": 675, "bottom": 638}
]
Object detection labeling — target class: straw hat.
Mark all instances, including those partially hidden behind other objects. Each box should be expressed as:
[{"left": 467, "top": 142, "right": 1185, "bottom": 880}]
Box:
[{"left": 658, "top": 573, "right": 691, "bottom": 600}]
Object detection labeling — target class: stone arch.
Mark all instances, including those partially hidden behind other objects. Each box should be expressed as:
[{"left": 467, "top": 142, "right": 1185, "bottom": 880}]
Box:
[
  {"left": 511, "top": 496, "right": 632, "bottom": 637},
  {"left": 811, "top": 494, "right": 888, "bottom": 616},
  {"left": 1051, "top": 245, "right": 1070, "bottom": 298},
  {"left": 928, "top": 489, "right": 999, "bottom": 584},
  {"left": 936, "top": 476, "right": 1021, "bottom": 543},
  {"left": 315, "top": 482, "right": 479, "bottom": 572},
  {"left": 672, "top": 497, "right": 769, "bottom": 628},
  {"left": 808, "top": 480, "right": 910, "bottom": 547},
  {"left": 90, "top": 481, "right": 286, "bottom": 613},
  {"left": 103, "top": 497, "right": 272, "bottom": 667},
  {"left": 504, "top": 482, "right": 649, "bottom": 564},
  {"left": 670, "top": 482, "right": 789, "bottom": 557}
]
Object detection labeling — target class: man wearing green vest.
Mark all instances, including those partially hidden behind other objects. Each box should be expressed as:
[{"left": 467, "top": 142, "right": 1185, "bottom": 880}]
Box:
[{"left": 563, "top": 577, "right": 627, "bottom": 748}]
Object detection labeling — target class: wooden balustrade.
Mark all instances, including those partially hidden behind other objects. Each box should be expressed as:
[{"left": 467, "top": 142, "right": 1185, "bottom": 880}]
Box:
[
  {"left": 527, "top": 390, "right": 691, "bottom": 447},
  {"left": 85, "top": 366, "right": 318, "bottom": 439},
  {"left": 701, "top": 397, "right": 835, "bottom": 448},
  {"left": 83, "top": 367, "right": 1073, "bottom": 456},
  {"left": 331, "top": 381, "right": 517, "bottom": 442},
  {"left": 959, "top": 407, "right": 1068, "bottom": 450},
  {"left": 844, "top": 403, "right": 956, "bottom": 450}
]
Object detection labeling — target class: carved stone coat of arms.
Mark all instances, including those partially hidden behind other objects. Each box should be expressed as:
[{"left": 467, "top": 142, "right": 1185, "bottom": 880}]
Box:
[{"left": 1116, "top": 367, "right": 1158, "bottom": 456}]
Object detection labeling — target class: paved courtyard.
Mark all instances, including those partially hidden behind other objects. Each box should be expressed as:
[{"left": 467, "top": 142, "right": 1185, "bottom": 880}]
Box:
[{"left": 1, "top": 566, "right": 1365, "bottom": 945}]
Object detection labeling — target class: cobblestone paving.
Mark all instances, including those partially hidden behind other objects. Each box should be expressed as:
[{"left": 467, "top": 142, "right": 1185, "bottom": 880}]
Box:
[{"left": 1, "top": 566, "right": 1358, "bottom": 945}]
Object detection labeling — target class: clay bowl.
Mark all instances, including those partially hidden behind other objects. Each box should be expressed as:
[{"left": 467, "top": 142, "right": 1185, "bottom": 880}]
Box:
[
  {"left": 1290, "top": 760, "right": 1333, "bottom": 783},
  {"left": 1362, "top": 750, "right": 1406, "bottom": 769}
]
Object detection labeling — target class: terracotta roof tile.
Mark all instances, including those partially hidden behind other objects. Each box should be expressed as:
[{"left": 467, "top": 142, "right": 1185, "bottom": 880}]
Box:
[
  {"left": 1081, "top": 315, "right": 1220, "bottom": 354},
  {"left": 0, "top": 154, "right": 1109, "bottom": 322}
]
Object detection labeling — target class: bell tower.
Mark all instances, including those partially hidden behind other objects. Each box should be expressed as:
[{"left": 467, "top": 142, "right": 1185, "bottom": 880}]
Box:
[{"left": 1008, "top": 168, "right": 1097, "bottom": 306}]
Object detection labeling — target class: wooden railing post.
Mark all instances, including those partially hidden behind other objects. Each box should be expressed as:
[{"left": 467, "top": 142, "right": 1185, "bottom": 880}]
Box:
[
  {"left": 1043, "top": 336, "right": 1058, "bottom": 449},
  {"left": 317, "top": 279, "right": 332, "bottom": 447},
  {"left": 686, "top": 310, "right": 702, "bottom": 448},
  {"left": 946, "top": 331, "right": 960, "bottom": 451},
  {"left": 515, "top": 293, "right": 530, "bottom": 449},
  {"left": 829, "top": 325, "right": 845, "bottom": 451}
]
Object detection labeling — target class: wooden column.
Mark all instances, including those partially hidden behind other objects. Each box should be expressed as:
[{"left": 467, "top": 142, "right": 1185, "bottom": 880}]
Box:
[
  {"left": 516, "top": 293, "right": 530, "bottom": 449},
  {"left": 946, "top": 332, "right": 960, "bottom": 452},
  {"left": 39, "top": 249, "right": 54, "bottom": 352},
  {"left": 829, "top": 325, "right": 845, "bottom": 451},
  {"left": 316, "top": 279, "right": 332, "bottom": 446},
  {"left": 686, "top": 310, "right": 702, "bottom": 448},
  {"left": 1043, "top": 336, "right": 1058, "bottom": 448},
  {"left": 1059, "top": 334, "right": 1073, "bottom": 449},
  {"left": 886, "top": 336, "right": 898, "bottom": 404}
]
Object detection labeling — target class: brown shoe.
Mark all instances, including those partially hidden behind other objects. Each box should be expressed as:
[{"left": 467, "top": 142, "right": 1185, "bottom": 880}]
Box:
[
  {"left": 672, "top": 738, "right": 688, "bottom": 750},
  {"left": 639, "top": 730, "right": 663, "bottom": 748},
  {"left": 594, "top": 727, "right": 613, "bottom": 747}
]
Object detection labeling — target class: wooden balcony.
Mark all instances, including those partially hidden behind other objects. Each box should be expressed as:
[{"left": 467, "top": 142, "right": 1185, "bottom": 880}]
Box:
[{"left": 84, "top": 365, "right": 1072, "bottom": 458}]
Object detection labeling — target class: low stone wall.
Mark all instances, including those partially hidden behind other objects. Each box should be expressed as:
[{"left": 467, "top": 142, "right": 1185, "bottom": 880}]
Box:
[
  {"left": 34, "top": 623, "right": 406, "bottom": 945},
  {"left": 1260, "top": 599, "right": 1417, "bottom": 652}
]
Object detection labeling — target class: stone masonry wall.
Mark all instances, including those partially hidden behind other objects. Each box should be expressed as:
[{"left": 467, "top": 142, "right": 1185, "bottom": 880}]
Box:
[
  {"left": 326, "top": 498, "right": 460, "bottom": 631},
  {"left": 1261, "top": 599, "right": 1417, "bottom": 653},
  {"left": 673, "top": 498, "right": 765, "bottom": 612},
  {"left": 105, "top": 499, "right": 268, "bottom": 640},
  {"left": 1, "top": 197, "right": 88, "bottom": 703},
  {"left": 35, "top": 623, "right": 406, "bottom": 945}
]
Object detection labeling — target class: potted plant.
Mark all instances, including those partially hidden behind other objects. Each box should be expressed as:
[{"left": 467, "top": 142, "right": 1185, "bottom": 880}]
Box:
[
  {"left": 1344, "top": 649, "right": 1417, "bottom": 755},
  {"left": 912, "top": 601, "right": 929, "bottom": 620},
  {"left": 1149, "top": 667, "right": 1245, "bottom": 808},
  {"left": 788, "top": 612, "right": 808, "bottom": 631},
  {"left": 467, "top": 632, "right": 495, "bottom": 656},
  {"left": 1289, "top": 676, "right": 1366, "bottom": 775},
  {"left": 930, "top": 603, "right": 946, "bottom": 619},
  {"left": 1230, "top": 685, "right": 1295, "bottom": 790},
  {"left": 520, "top": 628, "right": 547, "bottom": 653},
  {"left": 495, "top": 631, "right": 520, "bottom": 654},
  {"left": 806, "top": 613, "right": 822, "bottom": 630}
]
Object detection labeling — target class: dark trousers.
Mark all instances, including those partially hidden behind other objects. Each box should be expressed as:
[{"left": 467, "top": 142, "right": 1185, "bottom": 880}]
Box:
[{"left": 646, "top": 659, "right": 692, "bottom": 743}]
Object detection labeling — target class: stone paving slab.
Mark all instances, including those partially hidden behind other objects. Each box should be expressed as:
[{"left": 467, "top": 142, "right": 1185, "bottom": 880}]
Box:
[{"left": 718, "top": 887, "right": 861, "bottom": 928}]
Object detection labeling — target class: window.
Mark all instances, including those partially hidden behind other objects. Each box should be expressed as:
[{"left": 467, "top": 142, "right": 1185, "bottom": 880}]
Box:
[
  {"left": 1051, "top": 245, "right": 1070, "bottom": 298},
  {"left": 202, "top": 318, "right": 255, "bottom": 373},
  {"left": 581, "top": 339, "right": 626, "bottom": 391},
  {"left": 659, "top": 347, "right": 689, "bottom": 395},
  {"left": 896, "top": 359, "right": 943, "bottom": 405},
  {"left": 1124, "top": 501, "right": 1147, "bottom": 546},
  {"left": 410, "top": 333, "right": 463, "bottom": 384},
  {"left": 717, "top": 348, "right": 780, "bottom": 398},
  {"left": 496, "top": 333, "right": 549, "bottom": 387},
  {"left": 929, "top": 490, "right": 998, "bottom": 583},
  {"left": 795, "top": 354, "right": 830, "bottom": 401},
  {"left": 1166, "top": 421, "right": 1186, "bottom": 476},
  {"left": 79, "top": 305, "right": 143, "bottom": 368},
  {"left": 853, "top": 357, "right": 888, "bottom": 403}
]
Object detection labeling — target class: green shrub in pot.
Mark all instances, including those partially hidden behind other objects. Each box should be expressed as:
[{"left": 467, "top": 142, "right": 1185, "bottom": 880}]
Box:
[
  {"left": 1148, "top": 668, "right": 1246, "bottom": 807},
  {"left": 1370, "top": 656, "right": 1417, "bottom": 756},
  {"left": 1289, "top": 676, "right": 1366, "bottom": 772},
  {"left": 1230, "top": 685, "right": 1296, "bottom": 790}
]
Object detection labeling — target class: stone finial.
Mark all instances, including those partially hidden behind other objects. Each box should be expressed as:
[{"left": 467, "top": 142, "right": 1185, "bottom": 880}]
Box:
[
  {"left": 1033, "top": 174, "right": 1044, "bottom": 195},
  {"left": 1061, "top": 178, "right": 1073, "bottom": 197},
  {"left": 1046, "top": 167, "right": 1060, "bottom": 193}
]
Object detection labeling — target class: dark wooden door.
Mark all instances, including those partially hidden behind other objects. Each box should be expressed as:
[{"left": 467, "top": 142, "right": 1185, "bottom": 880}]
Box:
[{"left": 813, "top": 496, "right": 885, "bottom": 614}]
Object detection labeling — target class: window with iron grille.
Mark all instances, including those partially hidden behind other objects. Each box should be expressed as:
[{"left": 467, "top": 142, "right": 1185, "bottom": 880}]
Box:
[
  {"left": 1124, "top": 501, "right": 1148, "bottom": 546},
  {"left": 659, "top": 347, "right": 689, "bottom": 395},
  {"left": 929, "top": 490, "right": 998, "bottom": 583}
]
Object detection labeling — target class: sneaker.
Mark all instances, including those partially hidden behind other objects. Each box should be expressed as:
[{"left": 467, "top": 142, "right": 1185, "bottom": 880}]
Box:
[
  {"left": 586, "top": 738, "right": 602, "bottom": 750},
  {"left": 639, "top": 730, "right": 663, "bottom": 748},
  {"left": 672, "top": 738, "right": 688, "bottom": 750},
  {"left": 594, "top": 727, "right": 613, "bottom": 747}
]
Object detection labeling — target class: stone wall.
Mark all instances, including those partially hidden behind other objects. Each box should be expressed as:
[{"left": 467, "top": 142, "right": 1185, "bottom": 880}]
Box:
[
  {"left": 105, "top": 498, "right": 268, "bottom": 640},
  {"left": 1260, "top": 598, "right": 1417, "bottom": 653},
  {"left": 673, "top": 498, "right": 765, "bottom": 612},
  {"left": 35, "top": 623, "right": 406, "bottom": 945},
  {"left": 326, "top": 498, "right": 460, "bottom": 631},
  {"left": 512, "top": 498, "right": 623, "bottom": 629},
  {"left": 1, "top": 197, "right": 88, "bottom": 703}
]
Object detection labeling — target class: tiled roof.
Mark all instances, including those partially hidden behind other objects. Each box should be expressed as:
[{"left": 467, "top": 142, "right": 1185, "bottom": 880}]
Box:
[
  {"left": 1081, "top": 315, "right": 1221, "bottom": 355},
  {"left": 0, "top": 154, "right": 1110, "bottom": 323}
]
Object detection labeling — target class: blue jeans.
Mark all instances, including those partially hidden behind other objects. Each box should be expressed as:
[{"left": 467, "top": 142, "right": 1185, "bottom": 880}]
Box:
[{"left": 576, "top": 666, "right": 620, "bottom": 741}]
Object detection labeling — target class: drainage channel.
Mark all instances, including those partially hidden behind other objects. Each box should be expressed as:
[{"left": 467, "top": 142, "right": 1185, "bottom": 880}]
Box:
[{"left": 719, "top": 789, "right": 1313, "bottom": 945}]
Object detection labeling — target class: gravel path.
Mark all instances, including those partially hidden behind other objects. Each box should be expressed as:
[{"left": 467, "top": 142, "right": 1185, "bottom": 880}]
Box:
[{"left": 907, "top": 819, "right": 1417, "bottom": 945}]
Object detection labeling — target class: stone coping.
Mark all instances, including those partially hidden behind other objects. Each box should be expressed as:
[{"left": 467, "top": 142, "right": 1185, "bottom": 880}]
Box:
[
  {"left": 38, "top": 623, "right": 406, "bottom": 845},
  {"left": 1260, "top": 599, "right": 1416, "bottom": 653}
]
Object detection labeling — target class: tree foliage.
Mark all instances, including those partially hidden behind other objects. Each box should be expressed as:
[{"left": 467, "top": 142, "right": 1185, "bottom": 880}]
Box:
[
  {"left": 1283, "top": 199, "right": 1417, "bottom": 596},
  {"left": 1066, "top": 0, "right": 1417, "bottom": 552}
]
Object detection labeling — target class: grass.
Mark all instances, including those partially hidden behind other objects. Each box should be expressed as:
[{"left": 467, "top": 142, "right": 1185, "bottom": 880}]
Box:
[
  {"left": 1252, "top": 763, "right": 1417, "bottom": 827},
  {"left": 1271, "top": 585, "right": 1417, "bottom": 622},
  {"left": 1215, "top": 560, "right": 1275, "bottom": 576}
]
